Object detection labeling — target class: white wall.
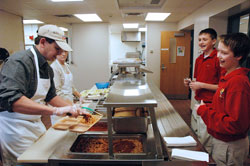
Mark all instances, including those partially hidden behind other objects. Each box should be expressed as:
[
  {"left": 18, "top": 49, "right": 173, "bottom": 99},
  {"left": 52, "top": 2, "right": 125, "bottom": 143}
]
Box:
[
  {"left": 177, "top": 0, "right": 247, "bottom": 31},
  {"left": 70, "top": 23, "right": 109, "bottom": 91},
  {"left": 0, "top": 10, "right": 24, "bottom": 54},
  {"left": 209, "top": 16, "right": 228, "bottom": 38},
  {"left": 109, "top": 24, "right": 143, "bottom": 63},
  {"left": 146, "top": 22, "right": 178, "bottom": 87},
  {"left": 109, "top": 33, "right": 141, "bottom": 61}
]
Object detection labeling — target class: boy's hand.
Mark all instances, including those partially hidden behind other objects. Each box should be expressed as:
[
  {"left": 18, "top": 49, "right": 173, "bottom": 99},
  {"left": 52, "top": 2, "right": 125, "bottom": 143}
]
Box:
[
  {"left": 194, "top": 100, "right": 205, "bottom": 114},
  {"left": 184, "top": 78, "right": 192, "bottom": 87},
  {"left": 194, "top": 104, "right": 200, "bottom": 112},
  {"left": 189, "top": 81, "right": 203, "bottom": 90}
]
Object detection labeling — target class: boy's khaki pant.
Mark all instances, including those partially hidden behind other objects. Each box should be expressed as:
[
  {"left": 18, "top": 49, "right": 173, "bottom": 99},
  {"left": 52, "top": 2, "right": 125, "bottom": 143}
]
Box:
[
  {"left": 211, "top": 136, "right": 249, "bottom": 166},
  {"left": 191, "top": 100, "right": 212, "bottom": 153},
  {"left": 197, "top": 116, "right": 212, "bottom": 153}
]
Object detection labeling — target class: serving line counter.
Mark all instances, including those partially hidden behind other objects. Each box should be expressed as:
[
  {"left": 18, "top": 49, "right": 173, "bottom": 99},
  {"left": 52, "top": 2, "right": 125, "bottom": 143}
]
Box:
[
  {"left": 17, "top": 74, "right": 215, "bottom": 166},
  {"left": 147, "top": 80, "right": 215, "bottom": 165}
]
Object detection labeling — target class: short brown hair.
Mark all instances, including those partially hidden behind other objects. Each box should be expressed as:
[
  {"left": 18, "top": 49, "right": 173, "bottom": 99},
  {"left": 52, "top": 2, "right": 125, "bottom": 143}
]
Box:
[
  {"left": 34, "top": 36, "right": 55, "bottom": 45},
  {"left": 199, "top": 28, "right": 217, "bottom": 40},
  {"left": 219, "top": 33, "right": 250, "bottom": 65}
]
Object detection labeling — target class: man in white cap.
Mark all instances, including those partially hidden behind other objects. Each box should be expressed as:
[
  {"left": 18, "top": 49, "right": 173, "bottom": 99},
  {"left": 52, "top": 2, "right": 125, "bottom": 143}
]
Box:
[{"left": 0, "top": 24, "right": 85, "bottom": 165}]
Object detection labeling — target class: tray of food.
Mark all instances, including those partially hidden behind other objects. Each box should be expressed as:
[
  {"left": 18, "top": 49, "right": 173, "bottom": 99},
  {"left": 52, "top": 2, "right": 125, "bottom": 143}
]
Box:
[
  {"left": 80, "top": 88, "right": 110, "bottom": 100},
  {"left": 69, "top": 134, "right": 146, "bottom": 154},
  {"left": 52, "top": 111, "right": 103, "bottom": 133}
]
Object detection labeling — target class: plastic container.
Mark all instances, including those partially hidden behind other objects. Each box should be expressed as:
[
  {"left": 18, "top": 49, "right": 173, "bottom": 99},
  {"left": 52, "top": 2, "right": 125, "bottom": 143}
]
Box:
[{"left": 95, "top": 82, "right": 110, "bottom": 89}]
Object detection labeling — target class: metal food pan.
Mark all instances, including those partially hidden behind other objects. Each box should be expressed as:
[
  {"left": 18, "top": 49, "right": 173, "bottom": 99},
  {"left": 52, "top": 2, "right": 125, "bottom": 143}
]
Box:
[
  {"left": 69, "top": 134, "right": 147, "bottom": 155},
  {"left": 113, "top": 116, "right": 148, "bottom": 133},
  {"left": 95, "top": 108, "right": 107, "bottom": 117}
]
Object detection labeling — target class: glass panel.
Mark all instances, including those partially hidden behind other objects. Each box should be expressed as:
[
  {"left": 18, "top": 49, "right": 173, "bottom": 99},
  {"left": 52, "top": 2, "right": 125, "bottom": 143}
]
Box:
[
  {"left": 239, "top": 14, "right": 249, "bottom": 34},
  {"left": 169, "top": 38, "right": 176, "bottom": 63}
]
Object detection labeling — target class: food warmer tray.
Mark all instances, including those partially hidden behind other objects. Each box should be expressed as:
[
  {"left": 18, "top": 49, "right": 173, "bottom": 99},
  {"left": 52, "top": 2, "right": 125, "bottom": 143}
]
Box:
[{"left": 48, "top": 124, "right": 166, "bottom": 165}]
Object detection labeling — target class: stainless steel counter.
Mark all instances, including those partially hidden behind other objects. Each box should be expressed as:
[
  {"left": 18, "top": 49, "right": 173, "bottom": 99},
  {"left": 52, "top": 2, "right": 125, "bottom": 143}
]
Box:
[{"left": 147, "top": 80, "right": 216, "bottom": 165}]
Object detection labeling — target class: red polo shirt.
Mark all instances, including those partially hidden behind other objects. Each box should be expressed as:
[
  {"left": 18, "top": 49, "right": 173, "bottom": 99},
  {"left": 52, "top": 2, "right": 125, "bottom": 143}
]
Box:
[
  {"left": 194, "top": 49, "right": 221, "bottom": 102},
  {"left": 197, "top": 68, "right": 250, "bottom": 142}
]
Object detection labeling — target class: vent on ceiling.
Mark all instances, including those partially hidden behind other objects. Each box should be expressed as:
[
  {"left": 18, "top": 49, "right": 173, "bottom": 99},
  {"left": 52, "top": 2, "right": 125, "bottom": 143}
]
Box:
[
  {"left": 126, "top": 13, "right": 143, "bottom": 16},
  {"left": 54, "top": 14, "right": 73, "bottom": 18},
  {"left": 122, "top": 12, "right": 145, "bottom": 18},
  {"left": 151, "top": 0, "right": 160, "bottom": 4},
  {"left": 117, "top": 0, "right": 166, "bottom": 10}
]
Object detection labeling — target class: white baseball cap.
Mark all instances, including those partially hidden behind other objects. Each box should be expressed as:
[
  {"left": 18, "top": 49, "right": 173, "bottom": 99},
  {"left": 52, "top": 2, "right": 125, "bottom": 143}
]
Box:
[{"left": 37, "top": 24, "right": 72, "bottom": 52}]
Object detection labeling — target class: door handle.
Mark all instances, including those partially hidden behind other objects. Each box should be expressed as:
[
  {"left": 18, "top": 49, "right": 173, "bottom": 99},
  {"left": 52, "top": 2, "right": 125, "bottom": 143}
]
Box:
[{"left": 161, "top": 64, "right": 166, "bottom": 70}]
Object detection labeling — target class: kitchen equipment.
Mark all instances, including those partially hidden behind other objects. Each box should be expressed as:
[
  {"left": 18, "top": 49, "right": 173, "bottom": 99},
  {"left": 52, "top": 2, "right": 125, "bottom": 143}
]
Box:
[
  {"left": 113, "top": 58, "right": 142, "bottom": 75},
  {"left": 113, "top": 116, "right": 148, "bottom": 133}
]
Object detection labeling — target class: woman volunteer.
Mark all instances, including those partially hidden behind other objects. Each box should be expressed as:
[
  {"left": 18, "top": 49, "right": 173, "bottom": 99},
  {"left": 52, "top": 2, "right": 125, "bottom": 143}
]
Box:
[{"left": 50, "top": 50, "right": 81, "bottom": 124}]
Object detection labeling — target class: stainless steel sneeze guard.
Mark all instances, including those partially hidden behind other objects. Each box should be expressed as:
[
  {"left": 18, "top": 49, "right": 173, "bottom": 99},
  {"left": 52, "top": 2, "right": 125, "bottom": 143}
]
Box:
[
  {"left": 104, "top": 74, "right": 157, "bottom": 107},
  {"left": 103, "top": 74, "right": 163, "bottom": 160}
]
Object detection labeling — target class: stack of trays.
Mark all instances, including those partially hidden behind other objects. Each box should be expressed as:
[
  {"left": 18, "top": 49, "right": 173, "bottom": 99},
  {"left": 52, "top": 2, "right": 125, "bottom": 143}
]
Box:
[{"left": 52, "top": 112, "right": 103, "bottom": 133}]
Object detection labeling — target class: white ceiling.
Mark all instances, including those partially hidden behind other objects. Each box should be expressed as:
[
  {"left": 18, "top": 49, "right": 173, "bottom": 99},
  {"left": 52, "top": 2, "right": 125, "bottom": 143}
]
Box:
[{"left": 0, "top": 0, "right": 213, "bottom": 26}]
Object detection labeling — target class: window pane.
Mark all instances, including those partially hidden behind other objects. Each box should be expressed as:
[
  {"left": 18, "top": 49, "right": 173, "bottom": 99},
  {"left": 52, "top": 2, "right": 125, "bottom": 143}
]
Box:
[
  {"left": 239, "top": 14, "right": 249, "bottom": 34},
  {"left": 169, "top": 38, "right": 176, "bottom": 63}
]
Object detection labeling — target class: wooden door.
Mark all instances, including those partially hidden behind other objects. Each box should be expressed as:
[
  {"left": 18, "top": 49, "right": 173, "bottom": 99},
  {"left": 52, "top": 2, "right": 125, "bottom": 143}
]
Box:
[{"left": 160, "top": 31, "right": 191, "bottom": 99}]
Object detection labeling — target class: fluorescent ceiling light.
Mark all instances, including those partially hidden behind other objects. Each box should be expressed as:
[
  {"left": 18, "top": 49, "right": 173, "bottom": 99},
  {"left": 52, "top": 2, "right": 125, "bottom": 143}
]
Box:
[
  {"left": 23, "top": 20, "right": 44, "bottom": 24},
  {"left": 123, "top": 23, "right": 139, "bottom": 29},
  {"left": 59, "top": 27, "right": 68, "bottom": 31},
  {"left": 139, "top": 28, "right": 147, "bottom": 32},
  {"left": 145, "top": 13, "right": 171, "bottom": 21},
  {"left": 51, "top": 0, "right": 84, "bottom": 2},
  {"left": 74, "top": 14, "right": 102, "bottom": 22}
]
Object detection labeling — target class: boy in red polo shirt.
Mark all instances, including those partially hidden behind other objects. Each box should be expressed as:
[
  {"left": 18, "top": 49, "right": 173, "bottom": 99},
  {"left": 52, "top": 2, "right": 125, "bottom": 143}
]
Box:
[
  {"left": 184, "top": 28, "right": 222, "bottom": 152},
  {"left": 196, "top": 33, "right": 250, "bottom": 166}
]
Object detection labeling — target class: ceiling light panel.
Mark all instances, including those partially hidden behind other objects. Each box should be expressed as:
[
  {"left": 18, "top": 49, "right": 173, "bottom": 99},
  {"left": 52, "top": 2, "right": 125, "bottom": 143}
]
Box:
[
  {"left": 145, "top": 13, "right": 171, "bottom": 21},
  {"left": 59, "top": 27, "right": 68, "bottom": 31},
  {"left": 74, "top": 14, "right": 102, "bottom": 22},
  {"left": 139, "top": 28, "right": 147, "bottom": 32},
  {"left": 123, "top": 23, "right": 139, "bottom": 28},
  {"left": 23, "top": 20, "right": 44, "bottom": 24}
]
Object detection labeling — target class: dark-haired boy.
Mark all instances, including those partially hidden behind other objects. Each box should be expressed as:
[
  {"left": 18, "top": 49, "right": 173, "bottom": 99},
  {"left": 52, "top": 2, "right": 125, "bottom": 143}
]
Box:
[
  {"left": 196, "top": 33, "right": 250, "bottom": 166},
  {"left": 184, "top": 28, "right": 222, "bottom": 152}
]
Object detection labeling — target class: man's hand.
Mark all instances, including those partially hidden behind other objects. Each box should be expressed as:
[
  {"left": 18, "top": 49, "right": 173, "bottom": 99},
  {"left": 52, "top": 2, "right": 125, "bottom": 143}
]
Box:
[{"left": 53, "top": 105, "right": 79, "bottom": 117}]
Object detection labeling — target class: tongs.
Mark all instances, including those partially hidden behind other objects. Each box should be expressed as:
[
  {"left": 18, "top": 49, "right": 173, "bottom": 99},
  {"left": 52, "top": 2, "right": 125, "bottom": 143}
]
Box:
[{"left": 81, "top": 106, "right": 103, "bottom": 116}]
